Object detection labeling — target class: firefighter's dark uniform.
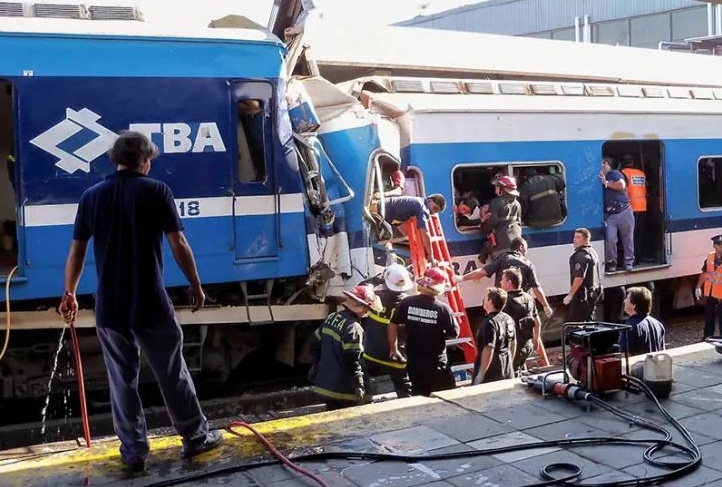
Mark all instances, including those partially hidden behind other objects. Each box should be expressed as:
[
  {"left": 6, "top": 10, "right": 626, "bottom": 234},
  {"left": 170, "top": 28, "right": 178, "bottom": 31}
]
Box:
[
  {"left": 474, "top": 310, "right": 515, "bottom": 383},
  {"left": 479, "top": 194, "right": 522, "bottom": 261},
  {"left": 568, "top": 245, "right": 602, "bottom": 322},
  {"left": 310, "top": 308, "right": 366, "bottom": 410},
  {"left": 362, "top": 288, "right": 412, "bottom": 398},
  {"left": 503, "top": 289, "right": 538, "bottom": 373},
  {"left": 483, "top": 250, "right": 541, "bottom": 292},
  {"left": 519, "top": 173, "right": 566, "bottom": 227},
  {"left": 393, "top": 294, "right": 459, "bottom": 397}
]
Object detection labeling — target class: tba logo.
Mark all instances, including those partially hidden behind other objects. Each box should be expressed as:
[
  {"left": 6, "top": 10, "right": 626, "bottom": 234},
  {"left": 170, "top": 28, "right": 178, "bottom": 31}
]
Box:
[{"left": 30, "top": 108, "right": 118, "bottom": 174}]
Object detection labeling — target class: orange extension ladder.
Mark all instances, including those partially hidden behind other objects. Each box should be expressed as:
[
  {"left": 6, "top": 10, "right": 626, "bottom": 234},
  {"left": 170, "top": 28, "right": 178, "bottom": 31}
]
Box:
[{"left": 407, "top": 216, "right": 477, "bottom": 378}]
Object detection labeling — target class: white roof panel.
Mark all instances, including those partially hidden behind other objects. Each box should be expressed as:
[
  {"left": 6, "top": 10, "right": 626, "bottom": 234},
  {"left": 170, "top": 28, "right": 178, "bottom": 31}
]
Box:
[{"left": 305, "top": 19, "right": 722, "bottom": 88}]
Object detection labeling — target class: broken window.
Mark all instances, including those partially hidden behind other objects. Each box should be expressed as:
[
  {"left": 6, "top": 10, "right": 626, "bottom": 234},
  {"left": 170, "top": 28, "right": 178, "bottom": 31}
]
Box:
[
  {"left": 451, "top": 162, "right": 565, "bottom": 233},
  {"left": 236, "top": 99, "right": 267, "bottom": 183}
]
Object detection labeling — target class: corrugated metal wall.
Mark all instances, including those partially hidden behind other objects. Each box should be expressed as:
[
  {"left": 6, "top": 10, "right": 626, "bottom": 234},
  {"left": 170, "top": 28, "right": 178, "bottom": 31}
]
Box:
[{"left": 400, "top": 0, "right": 703, "bottom": 35}]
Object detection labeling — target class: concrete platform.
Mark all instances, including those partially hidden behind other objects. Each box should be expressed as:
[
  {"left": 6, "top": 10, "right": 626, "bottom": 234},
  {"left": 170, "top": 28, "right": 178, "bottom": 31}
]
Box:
[{"left": 2, "top": 343, "right": 722, "bottom": 487}]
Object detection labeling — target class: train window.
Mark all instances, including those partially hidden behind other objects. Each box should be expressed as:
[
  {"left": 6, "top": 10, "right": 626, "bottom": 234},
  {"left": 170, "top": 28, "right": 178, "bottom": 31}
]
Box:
[
  {"left": 451, "top": 162, "right": 565, "bottom": 233},
  {"left": 452, "top": 165, "right": 504, "bottom": 233},
  {"left": 515, "top": 163, "right": 566, "bottom": 228},
  {"left": 236, "top": 99, "right": 267, "bottom": 183},
  {"left": 699, "top": 157, "right": 722, "bottom": 209}
]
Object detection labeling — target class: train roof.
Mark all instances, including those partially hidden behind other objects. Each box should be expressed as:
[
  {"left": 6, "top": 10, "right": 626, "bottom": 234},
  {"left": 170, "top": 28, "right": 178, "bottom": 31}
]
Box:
[
  {"left": 0, "top": 16, "right": 282, "bottom": 46},
  {"left": 353, "top": 77, "right": 722, "bottom": 115},
  {"left": 303, "top": 18, "right": 722, "bottom": 88}
]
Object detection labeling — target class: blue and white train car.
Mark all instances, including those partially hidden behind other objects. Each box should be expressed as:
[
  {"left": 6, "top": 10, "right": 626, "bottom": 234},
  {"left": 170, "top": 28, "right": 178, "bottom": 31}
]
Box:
[
  {"left": 331, "top": 76, "right": 722, "bottom": 316},
  {"left": 296, "top": 20, "right": 722, "bottom": 320},
  {"left": 0, "top": 18, "right": 379, "bottom": 394}
]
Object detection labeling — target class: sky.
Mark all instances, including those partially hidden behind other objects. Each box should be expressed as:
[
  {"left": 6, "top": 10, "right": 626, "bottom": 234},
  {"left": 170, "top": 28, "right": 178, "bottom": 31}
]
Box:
[{"left": 125, "top": 0, "right": 476, "bottom": 29}]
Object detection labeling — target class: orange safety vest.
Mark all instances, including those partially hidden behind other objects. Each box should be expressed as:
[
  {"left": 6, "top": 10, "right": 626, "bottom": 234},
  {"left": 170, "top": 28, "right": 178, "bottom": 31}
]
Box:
[
  {"left": 702, "top": 251, "right": 722, "bottom": 299},
  {"left": 621, "top": 168, "right": 647, "bottom": 212}
]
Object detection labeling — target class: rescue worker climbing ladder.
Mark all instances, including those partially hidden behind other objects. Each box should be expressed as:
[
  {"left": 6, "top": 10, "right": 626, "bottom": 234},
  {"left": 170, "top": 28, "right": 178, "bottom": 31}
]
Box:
[{"left": 406, "top": 215, "right": 477, "bottom": 372}]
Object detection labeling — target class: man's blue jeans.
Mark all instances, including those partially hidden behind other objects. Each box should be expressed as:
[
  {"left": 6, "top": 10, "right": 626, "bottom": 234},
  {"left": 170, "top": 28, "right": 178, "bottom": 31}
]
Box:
[
  {"left": 604, "top": 206, "right": 635, "bottom": 266},
  {"left": 96, "top": 318, "right": 209, "bottom": 463}
]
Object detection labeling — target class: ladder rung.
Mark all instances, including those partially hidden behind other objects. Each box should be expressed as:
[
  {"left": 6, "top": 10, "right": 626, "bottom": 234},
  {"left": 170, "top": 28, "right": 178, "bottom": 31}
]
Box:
[
  {"left": 435, "top": 261, "right": 452, "bottom": 268},
  {"left": 453, "top": 311, "right": 466, "bottom": 317},
  {"left": 450, "top": 363, "right": 474, "bottom": 372},
  {"left": 446, "top": 337, "right": 473, "bottom": 346},
  {"left": 429, "top": 236, "right": 444, "bottom": 242},
  {"left": 245, "top": 294, "right": 270, "bottom": 300}
]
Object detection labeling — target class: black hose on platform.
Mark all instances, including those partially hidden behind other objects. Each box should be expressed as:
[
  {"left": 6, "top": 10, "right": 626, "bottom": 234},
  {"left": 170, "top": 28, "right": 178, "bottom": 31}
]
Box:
[{"left": 142, "top": 374, "right": 701, "bottom": 487}]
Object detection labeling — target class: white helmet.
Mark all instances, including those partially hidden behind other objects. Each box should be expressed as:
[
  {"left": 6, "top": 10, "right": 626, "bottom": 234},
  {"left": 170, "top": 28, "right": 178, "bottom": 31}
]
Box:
[{"left": 383, "top": 264, "right": 414, "bottom": 292}]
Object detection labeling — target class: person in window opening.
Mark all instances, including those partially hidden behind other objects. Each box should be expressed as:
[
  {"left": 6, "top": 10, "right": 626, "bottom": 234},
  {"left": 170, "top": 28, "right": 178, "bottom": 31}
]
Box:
[
  {"left": 236, "top": 99, "right": 265, "bottom": 183},
  {"left": 370, "top": 194, "right": 447, "bottom": 263},
  {"left": 376, "top": 157, "right": 405, "bottom": 198},
  {"left": 600, "top": 156, "right": 634, "bottom": 272},
  {"left": 619, "top": 286, "right": 665, "bottom": 356},
  {"left": 695, "top": 234, "right": 722, "bottom": 340},
  {"left": 518, "top": 166, "right": 566, "bottom": 228},
  {"left": 455, "top": 196, "right": 482, "bottom": 230},
  {"left": 6, "top": 144, "right": 15, "bottom": 192},
  {"left": 478, "top": 175, "right": 522, "bottom": 263},
  {"left": 59, "top": 131, "right": 222, "bottom": 473}
]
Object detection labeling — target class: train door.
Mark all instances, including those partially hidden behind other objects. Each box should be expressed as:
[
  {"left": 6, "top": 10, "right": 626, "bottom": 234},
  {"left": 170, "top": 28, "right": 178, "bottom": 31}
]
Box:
[
  {"left": 231, "top": 81, "right": 279, "bottom": 261},
  {"left": 601, "top": 140, "right": 667, "bottom": 272},
  {"left": 0, "top": 80, "right": 18, "bottom": 278}
]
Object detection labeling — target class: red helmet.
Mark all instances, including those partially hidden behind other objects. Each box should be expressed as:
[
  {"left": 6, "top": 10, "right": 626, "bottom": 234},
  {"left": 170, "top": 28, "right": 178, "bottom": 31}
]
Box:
[
  {"left": 343, "top": 284, "right": 383, "bottom": 312},
  {"left": 417, "top": 267, "right": 447, "bottom": 294},
  {"left": 494, "top": 175, "right": 519, "bottom": 196}
]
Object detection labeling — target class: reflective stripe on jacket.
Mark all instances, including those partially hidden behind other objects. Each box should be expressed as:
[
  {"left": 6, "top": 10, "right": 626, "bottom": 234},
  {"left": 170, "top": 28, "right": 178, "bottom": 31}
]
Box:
[
  {"left": 703, "top": 251, "right": 722, "bottom": 300},
  {"left": 362, "top": 288, "right": 407, "bottom": 369},
  {"left": 621, "top": 168, "right": 647, "bottom": 212},
  {"left": 310, "top": 308, "right": 364, "bottom": 401}
]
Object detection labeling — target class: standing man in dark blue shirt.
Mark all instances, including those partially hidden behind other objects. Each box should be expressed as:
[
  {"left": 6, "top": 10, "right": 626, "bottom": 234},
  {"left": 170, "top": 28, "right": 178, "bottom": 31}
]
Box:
[
  {"left": 373, "top": 194, "right": 446, "bottom": 262},
  {"left": 600, "top": 157, "right": 635, "bottom": 272},
  {"left": 619, "top": 286, "right": 665, "bottom": 356},
  {"left": 59, "top": 132, "right": 222, "bottom": 472}
]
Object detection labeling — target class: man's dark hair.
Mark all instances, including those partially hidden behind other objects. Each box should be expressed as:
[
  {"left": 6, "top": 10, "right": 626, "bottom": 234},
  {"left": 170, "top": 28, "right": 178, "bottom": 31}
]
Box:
[
  {"left": 627, "top": 286, "right": 652, "bottom": 315},
  {"left": 109, "top": 131, "right": 158, "bottom": 169},
  {"left": 575, "top": 228, "right": 591, "bottom": 241},
  {"left": 427, "top": 194, "right": 447, "bottom": 212},
  {"left": 502, "top": 268, "right": 522, "bottom": 290},
  {"left": 486, "top": 287, "right": 507, "bottom": 311},
  {"left": 510, "top": 237, "right": 526, "bottom": 252}
]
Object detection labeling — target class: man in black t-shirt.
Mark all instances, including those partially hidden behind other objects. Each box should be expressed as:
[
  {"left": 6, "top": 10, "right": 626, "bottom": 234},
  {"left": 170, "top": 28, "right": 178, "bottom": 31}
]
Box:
[
  {"left": 389, "top": 267, "right": 459, "bottom": 396},
  {"left": 59, "top": 132, "right": 221, "bottom": 472},
  {"left": 459, "top": 237, "right": 553, "bottom": 318},
  {"left": 473, "top": 287, "right": 516, "bottom": 384},
  {"left": 564, "top": 228, "right": 602, "bottom": 323},
  {"left": 499, "top": 268, "right": 540, "bottom": 374}
]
